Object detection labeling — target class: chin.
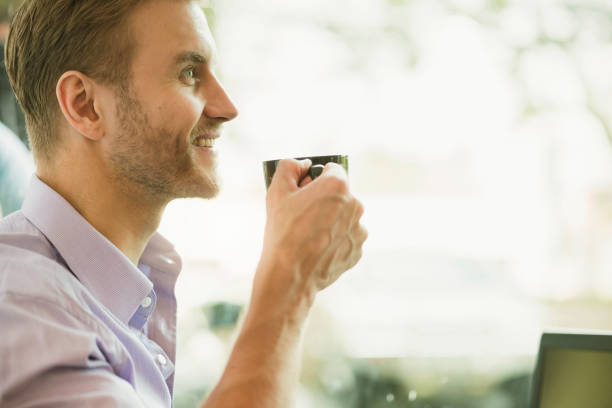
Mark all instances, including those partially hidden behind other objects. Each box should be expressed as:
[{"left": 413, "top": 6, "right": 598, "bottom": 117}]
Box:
[
  {"left": 177, "top": 171, "right": 221, "bottom": 200},
  {"left": 198, "top": 183, "right": 221, "bottom": 199}
]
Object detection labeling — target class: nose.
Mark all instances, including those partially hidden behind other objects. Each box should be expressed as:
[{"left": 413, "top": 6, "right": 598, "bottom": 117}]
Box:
[{"left": 202, "top": 72, "right": 238, "bottom": 122}]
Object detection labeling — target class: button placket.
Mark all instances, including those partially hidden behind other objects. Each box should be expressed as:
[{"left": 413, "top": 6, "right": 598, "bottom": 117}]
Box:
[
  {"left": 156, "top": 354, "right": 167, "bottom": 366},
  {"left": 141, "top": 296, "right": 152, "bottom": 308},
  {"left": 128, "top": 290, "right": 157, "bottom": 332},
  {"left": 148, "top": 341, "right": 174, "bottom": 379}
]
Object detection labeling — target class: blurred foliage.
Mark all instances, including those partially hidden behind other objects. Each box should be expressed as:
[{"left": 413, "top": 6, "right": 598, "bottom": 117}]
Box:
[
  {"left": 174, "top": 1, "right": 612, "bottom": 407},
  {"left": 0, "top": 0, "right": 20, "bottom": 22},
  {"left": 300, "top": 356, "right": 531, "bottom": 408},
  {"left": 202, "top": 301, "right": 242, "bottom": 330},
  {"left": 314, "top": 0, "right": 612, "bottom": 144}
]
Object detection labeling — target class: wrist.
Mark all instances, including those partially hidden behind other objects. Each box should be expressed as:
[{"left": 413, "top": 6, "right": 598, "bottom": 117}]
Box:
[{"left": 249, "top": 256, "right": 316, "bottom": 329}]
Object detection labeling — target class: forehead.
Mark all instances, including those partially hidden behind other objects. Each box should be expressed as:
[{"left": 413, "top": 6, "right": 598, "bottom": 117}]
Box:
[{"left": 128, "top": 0, "right": 215, "bottom": 69}]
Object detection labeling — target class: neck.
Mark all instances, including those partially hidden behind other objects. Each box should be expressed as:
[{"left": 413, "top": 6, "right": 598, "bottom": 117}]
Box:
[{"left": 38, "top": 148, "right": 168, "bottom": 265}]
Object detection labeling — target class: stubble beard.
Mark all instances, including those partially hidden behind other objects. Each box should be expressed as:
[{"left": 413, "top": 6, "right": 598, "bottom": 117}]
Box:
[{"left": 108, "top": 84, "right": 221, "bottom": 203}]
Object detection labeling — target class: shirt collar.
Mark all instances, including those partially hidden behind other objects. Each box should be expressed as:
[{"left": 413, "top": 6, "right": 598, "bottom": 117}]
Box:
[
  {"left": 21, "top": 176, "right": 166, "bottom": 324},
  {"left": 141, "top": 231, "right": 182, "bottom": 276}
]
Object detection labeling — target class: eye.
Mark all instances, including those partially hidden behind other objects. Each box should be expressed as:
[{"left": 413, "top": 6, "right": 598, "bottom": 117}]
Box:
[{"left": 180, "top": 66, "right": 199, "bottom": 85}]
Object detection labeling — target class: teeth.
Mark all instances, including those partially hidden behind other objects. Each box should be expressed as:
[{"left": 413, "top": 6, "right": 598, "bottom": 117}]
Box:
[{"left": 195, "top": 138, "right": 215, "bottom": 147}]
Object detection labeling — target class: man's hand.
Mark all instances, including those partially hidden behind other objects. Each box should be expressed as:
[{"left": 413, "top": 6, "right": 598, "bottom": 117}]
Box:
[
  {"left": 258, "top": 158, "right": 367, "bottom": 301},
  {"left": 202, "top": 159, "right": 366, "bottom": 408}
]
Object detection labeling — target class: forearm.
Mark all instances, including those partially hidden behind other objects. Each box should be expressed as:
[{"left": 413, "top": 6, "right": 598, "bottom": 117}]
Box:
[
  {"left": 200, "top": 160, "right": 366, "bottom": 407},
  {"left": 200, "top": 261, "right": 314, "bottom": 408}
]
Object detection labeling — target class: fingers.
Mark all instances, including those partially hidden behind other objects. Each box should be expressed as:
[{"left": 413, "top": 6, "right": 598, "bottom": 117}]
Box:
[
  {"left": 339, "top": 199, "right": 367, "bottom": 270},
  {"left": 299, "top": 175, "right": 313, "bottom": 188},
  {"left": 327, "top": 197, "right": 367, "bottom": 269},
  {"left": 339, "top": 223, "right": 367, "bottom": 272},
  {"left": 320, "top": 162, "right": 348, "bottom": 182},
  {"left": 349, "top": 198, "right": 364, "bottom": 227},
  {"left": 344, "top": 219, "right": 367, "bottom": 260},
  {"left": 264, "top": 158, "right": 366, "bottom": 291},
  {"left": 354, "top": 223, "right": 368, "bottom": 247},
  {"left": 270, "top": 158, "right": 312, "bottom": 194},
  {"left": 321, "top": 221, "right": 366, "bottom": 288}
]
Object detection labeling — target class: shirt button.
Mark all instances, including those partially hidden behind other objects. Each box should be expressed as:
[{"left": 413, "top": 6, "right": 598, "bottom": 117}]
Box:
[
  {"left": 156, "top": 354, "right": 167, "bottom": 366},
  {"left": 141, "top": 296, "right": 152, "bottom": 308}
]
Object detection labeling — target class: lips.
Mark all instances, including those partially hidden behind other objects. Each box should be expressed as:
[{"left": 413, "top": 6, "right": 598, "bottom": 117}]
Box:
[
  {"left": 192, "top": 132, "right": 220, "bottom": 148},
  {"left": 193, "top": 137, "right": 216, "bottom": 147}
]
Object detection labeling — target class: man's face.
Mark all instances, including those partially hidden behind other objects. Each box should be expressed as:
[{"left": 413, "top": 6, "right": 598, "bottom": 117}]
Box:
[{"left": 105, "top": 0, "right": 237, "bottom": 201}]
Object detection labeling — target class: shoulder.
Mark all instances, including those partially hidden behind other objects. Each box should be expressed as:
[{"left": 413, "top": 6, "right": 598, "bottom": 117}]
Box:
[
  {"left": 0, "top": 237, "right": 129, "bottom": 383},
  {"left": 0, "top": 212, "right": 84, "bottom": 308},
  {"left": 0, "top": 210, "right": 38, "bottom": 234},
  {"left": 0, "top": 211, "right": 66, "bottom": 264},
  {"left": 0, "top": 282, "right": 132, "bottom": 405},
  {"left": 0, "top": 215, "right": 139, "bottom": 405},
  {"left": 0, "top": 211, "right": 56, "bottom": 256}
]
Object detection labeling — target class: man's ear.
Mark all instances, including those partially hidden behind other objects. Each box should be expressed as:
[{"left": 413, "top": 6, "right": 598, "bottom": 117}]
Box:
[{"left": 56, "top": 70, "right": 106, "bottom": 141}]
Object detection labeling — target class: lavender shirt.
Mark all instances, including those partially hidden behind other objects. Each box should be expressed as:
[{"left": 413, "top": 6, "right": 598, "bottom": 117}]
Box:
[{"left": 0, "top": 177, "right": 182, "bottom": 407}]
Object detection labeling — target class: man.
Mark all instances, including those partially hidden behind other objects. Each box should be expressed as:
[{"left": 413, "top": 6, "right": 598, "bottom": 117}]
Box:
[{"left": 0, "top": 0, "right": 367, "bottom": 407}]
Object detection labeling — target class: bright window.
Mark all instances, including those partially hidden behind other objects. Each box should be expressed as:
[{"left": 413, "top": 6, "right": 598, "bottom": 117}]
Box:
[{"left": 161, "top": 1, "right": 612, "bottom": 406}]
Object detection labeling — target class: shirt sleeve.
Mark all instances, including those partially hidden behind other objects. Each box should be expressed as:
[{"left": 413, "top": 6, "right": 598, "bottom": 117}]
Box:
[{"left": 0, "top": 293, "right": 146, "bottom": 407}]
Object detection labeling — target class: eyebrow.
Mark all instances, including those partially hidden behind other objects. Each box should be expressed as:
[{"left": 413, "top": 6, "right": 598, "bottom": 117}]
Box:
[{"left": 174, "top": 51, "right": 215, "bottom": 67}]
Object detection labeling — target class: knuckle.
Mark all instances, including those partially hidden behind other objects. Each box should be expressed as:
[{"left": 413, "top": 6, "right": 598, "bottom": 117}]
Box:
[
  {"left": 321, "top": 194, "right": 348, "bottom": 216},
  {"left": 325, "top": 162, "right": 342, "bottom": 170},
  {"left": 347, "top": 248, "right": 363, "bottom": 271},
  {"left": 360, "top": 226, "right": 368, "bottom": 243},
  {"left": 354, "top": 199, "right": 364, "bottom": 219},
  {"left": 299, "top": 175, "right": 313, "bottom": 187},
  {"left": 355, "top": 248, "right": 364, "bottom": 263},
  {"left": 353, "top": 224, "right": 368, "bottom": 244},
  {"left": 322, "top": 175, "right": 349, "bottom": 194},
  {"left": 355, "top": 246, "right": 363, "bottom": 259},
  {"left": 277, "top": 158, "right": 298, "bottom": 173}
]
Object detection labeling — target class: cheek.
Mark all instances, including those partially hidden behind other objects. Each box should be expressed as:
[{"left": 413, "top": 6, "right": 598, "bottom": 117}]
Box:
[
  {"left": 156, "top": 94, "right": 204, "bottom": 130},
  {"left": 153, "top": 96, "right": 203, "bottom": 155}
]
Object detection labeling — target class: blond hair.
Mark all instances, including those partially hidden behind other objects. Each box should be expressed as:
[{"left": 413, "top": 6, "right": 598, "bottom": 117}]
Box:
[{"left": 5, "top": 0, "right": 147, "bottom": 161}]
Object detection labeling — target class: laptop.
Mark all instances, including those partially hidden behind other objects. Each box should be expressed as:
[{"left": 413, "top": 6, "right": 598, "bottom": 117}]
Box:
[{"left": 530, "top": 331, "right": 612, "bottom": 408}]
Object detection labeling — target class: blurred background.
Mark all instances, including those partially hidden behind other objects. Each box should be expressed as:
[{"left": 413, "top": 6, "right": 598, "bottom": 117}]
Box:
[
  {"left": 161, "top": 0, "right": 612, "bottom": 407},
  {"left": 3, "top": 0, "right": 612, "bottom": 406}
]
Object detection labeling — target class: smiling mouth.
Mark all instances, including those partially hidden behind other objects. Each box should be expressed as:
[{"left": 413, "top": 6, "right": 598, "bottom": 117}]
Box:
[{"left": 192, "top": 137, "right": 216, "bottom": 148}]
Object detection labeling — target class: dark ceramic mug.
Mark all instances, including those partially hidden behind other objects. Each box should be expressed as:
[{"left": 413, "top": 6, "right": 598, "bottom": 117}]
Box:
[{"left": 263, "top": 154, "right": 349, "bottom": 189}]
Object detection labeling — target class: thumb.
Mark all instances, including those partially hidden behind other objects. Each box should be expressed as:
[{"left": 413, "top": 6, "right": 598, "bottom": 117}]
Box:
[{"left": 270, "top": 158, "right": 312, "bottom": 193}]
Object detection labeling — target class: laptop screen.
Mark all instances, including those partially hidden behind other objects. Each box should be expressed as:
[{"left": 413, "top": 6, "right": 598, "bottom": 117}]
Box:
[{"left": 535, "top": 344, "right": 612, "bottom": 408}]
